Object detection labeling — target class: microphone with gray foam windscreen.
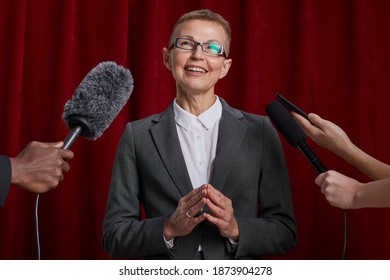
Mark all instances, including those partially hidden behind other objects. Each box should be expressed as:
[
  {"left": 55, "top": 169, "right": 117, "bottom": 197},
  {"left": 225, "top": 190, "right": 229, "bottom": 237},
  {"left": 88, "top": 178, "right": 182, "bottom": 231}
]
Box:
[
  {"left": 62, "top": 61, "right": 134, "bottom": 149},
  {"left": 266, "top": 100, "right": 327, "bottom": 174}
]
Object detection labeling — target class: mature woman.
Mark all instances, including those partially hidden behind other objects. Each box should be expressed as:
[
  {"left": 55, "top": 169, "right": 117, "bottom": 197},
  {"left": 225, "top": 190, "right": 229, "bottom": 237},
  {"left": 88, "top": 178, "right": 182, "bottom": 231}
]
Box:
[{"left": 103, "top": 9, "right": 296, "bottom": 260}]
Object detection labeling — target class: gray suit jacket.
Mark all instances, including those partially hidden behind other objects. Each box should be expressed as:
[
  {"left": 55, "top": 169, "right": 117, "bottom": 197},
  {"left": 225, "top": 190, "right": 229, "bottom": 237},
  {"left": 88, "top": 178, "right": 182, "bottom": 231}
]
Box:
[{"left": 102, "top": 99, "right": 297, "bottom": 259}]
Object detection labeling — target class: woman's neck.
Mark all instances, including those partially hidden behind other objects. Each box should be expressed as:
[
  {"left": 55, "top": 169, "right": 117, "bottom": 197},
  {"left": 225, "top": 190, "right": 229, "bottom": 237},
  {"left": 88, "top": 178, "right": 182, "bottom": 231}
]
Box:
[{"left": 176, "top": 91, "right": 217, "bottom": 116}]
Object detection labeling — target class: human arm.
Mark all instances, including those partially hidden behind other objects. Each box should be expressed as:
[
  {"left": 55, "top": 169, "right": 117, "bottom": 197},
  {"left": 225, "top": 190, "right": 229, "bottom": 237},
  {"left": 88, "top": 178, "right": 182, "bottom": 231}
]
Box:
[
  {"left": 221, "top": 116, "right": 297, "bottom": 258},
  {"left": 316, "top": 170, "right": 390, "bottom": 209},
  {"left": 10, "top": 141, "right": 74, "bottom": 193},
  {"left": 1, "top": 141, "right": 73, "bottom": 207},
  {"left": 292, "top": 112, "right": 390, "bottom": 180},
  {"left": 102, "top": 123, "right": 170, "bottom": 258}
]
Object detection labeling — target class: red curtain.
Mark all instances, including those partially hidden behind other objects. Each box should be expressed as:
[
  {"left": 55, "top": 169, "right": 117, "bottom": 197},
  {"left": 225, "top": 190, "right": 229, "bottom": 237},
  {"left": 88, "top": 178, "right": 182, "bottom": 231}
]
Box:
[{"left": 1, "top": 0, "right": 390, "bottom": 260}]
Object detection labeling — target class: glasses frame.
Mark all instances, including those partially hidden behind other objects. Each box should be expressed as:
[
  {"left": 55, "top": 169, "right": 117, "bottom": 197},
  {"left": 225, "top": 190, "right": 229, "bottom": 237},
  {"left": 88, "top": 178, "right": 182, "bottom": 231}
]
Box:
[{"left": 169, "top": 37, "right": 227, "bottom": 58}]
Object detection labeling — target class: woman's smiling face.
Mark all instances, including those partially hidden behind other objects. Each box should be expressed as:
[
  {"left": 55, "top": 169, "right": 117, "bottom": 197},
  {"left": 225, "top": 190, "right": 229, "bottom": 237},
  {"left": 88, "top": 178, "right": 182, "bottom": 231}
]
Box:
[{"left": 164, "top": 19, "right": 232, "bottom": 96}]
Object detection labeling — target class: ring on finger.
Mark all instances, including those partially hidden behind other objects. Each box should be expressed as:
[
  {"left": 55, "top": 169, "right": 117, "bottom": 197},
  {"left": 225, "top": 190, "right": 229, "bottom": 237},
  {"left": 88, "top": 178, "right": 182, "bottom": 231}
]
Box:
[{"left": 186, "top": 210, "right": 192, "bottom": 218}]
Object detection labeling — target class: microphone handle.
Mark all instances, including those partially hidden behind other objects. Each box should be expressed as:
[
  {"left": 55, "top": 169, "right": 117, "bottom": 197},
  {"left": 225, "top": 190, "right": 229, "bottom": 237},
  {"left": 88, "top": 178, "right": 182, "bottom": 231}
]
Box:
[
  {"left": 297, "top": 140, "right": 328, "bottom": 174},
  {"left": 63, "top": 126, "right": 82, "bottom": 150}
]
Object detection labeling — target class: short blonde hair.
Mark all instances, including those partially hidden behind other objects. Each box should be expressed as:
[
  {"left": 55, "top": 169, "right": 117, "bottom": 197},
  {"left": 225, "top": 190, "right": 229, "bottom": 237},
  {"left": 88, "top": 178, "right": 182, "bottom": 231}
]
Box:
[{"left": 169, "top": 9, "right": 231, "bottom": 57}]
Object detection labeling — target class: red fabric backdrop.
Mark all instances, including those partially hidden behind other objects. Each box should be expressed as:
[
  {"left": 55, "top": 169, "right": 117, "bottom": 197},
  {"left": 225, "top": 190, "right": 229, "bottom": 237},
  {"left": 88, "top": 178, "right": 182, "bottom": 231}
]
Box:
[{"left": 1, "top": 0, "right": 390, "bottom": 260}]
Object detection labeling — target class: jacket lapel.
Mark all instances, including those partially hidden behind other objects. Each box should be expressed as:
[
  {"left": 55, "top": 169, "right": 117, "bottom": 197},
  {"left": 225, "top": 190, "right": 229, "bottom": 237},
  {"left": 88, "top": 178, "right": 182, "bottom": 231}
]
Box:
[
  {"left": 150, "top": 104, "right": 194, "bottom": 197},
  {"left": 150, "top": 99, "right": 247, "bottom": 196}
]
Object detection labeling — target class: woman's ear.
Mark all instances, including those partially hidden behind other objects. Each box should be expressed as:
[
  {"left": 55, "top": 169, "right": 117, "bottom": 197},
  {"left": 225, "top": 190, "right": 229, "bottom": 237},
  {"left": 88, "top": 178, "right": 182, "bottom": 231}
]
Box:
[
  {"left": 162, "top": 48, "right": 172, "bottom": 70},
  {"left": 219, "top": 58, "right": 232, "bottom": 79}
]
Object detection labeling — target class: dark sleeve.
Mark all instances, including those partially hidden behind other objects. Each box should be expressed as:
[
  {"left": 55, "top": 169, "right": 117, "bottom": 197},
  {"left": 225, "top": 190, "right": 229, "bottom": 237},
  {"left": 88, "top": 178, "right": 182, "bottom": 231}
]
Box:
[
  {"left": 235, "top": 117, "right": 297, "bottom": 258},
  {"left": 0, "top": 155, "right": 12, "bottom": 207},
  {"left": 102, "top": 123, "right": 171, "bottom": 259}
]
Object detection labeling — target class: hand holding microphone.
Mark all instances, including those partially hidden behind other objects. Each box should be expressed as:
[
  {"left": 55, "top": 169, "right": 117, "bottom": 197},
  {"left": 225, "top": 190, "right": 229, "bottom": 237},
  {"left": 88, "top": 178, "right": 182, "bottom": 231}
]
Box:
[
  {"left": 267, "top": 95, "right": 348, "bottom": 259},
  {"left": 2, "top": 62, "right": 132, "bottom": 208},
  {"left": 32, "top": 62, "right": 134, "bottom": 259},
  {"left": 7, "top": 141, "right": 74, "bottom": 195},
  {"left": 266, "top": 100, "right": 327, "bottom": 174}
]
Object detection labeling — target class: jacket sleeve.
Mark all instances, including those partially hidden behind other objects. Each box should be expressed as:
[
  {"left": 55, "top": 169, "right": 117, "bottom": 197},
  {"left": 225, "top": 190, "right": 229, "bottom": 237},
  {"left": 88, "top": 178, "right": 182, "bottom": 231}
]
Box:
[
  {"left": 102, "top": 123, "right": 172, "bottom": 259},
  {"left": 0, "top": 156, "right": 12, "bottom": 207},
  {"left": 234, "top": 117, "right": 297, "bottom": 258},
  {"left": 0, "top": 155, "right": 12, "bottom": 207}
]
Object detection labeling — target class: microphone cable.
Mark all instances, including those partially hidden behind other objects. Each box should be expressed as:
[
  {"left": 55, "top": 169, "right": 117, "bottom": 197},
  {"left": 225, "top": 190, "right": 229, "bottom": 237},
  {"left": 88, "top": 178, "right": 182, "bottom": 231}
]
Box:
[
  {"left": 342, "top": 209, "right": 347, "bottom": 259},
  {"left": 34, "top": 193, "right": 41, "bottom": 260}
]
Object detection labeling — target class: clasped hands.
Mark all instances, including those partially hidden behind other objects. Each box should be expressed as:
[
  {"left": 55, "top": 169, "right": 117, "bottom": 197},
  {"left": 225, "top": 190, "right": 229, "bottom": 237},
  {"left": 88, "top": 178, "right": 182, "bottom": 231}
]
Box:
[{"left": 163, "top": 184, "right": 239, "bottom": 242}]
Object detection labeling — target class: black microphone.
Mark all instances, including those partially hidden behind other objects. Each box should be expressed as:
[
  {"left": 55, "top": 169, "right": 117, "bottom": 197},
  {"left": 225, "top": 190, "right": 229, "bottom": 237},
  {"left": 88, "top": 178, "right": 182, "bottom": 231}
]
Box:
[
  {"left": 62, "top": 61, "right": 134, "bottom": 149},
  {"left": 266, "top": 101, "right": 327, "bottom": 174}
]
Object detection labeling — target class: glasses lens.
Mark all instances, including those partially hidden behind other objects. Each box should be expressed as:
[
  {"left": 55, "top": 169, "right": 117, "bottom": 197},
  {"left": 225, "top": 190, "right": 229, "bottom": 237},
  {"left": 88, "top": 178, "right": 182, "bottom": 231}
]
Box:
[
  {"left": 176, "top": 38, "right": 195, "bottom": 50},
  {"left": 204, "top": 43, "right": 223, "bottom": 55}
]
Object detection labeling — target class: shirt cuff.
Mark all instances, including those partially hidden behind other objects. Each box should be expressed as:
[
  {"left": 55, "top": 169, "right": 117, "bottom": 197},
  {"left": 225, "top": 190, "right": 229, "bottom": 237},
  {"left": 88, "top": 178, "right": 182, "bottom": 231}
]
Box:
[
  {"left": 228, "top": 237, "right": 238, "bottom": 248},
  {"left": 163, "top": 235, "right": 175, "bottom": 249}
]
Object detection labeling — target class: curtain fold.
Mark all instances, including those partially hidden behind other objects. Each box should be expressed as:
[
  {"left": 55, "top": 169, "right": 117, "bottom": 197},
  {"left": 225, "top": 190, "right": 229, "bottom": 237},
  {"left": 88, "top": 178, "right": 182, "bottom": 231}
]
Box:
[{"left": 1, "top": 0, "right": 390, "bottom": 259}]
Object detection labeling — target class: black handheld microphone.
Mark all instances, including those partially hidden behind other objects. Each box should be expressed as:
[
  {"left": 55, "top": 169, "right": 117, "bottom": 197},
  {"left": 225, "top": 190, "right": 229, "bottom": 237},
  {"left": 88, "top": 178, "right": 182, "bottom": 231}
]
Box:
[
  {"left": 266, "top": 101, "right": 327, "bottom": 174},
  {"left": 62, "top": 61, "right": 134, "bottom": 149}
]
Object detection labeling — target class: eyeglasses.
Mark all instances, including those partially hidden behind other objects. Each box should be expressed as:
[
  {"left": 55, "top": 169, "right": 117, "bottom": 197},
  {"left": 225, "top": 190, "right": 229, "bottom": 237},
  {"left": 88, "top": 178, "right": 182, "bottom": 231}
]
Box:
[{"left": 169, "top": 37, "right": 226, "bottom": 58}]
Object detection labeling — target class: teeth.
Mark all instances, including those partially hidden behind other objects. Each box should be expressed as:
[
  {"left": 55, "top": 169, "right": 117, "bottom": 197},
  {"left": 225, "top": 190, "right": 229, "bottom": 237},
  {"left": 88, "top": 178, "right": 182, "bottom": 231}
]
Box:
[{"left": 186, "top": 66, "right": 206, "bottom": 73}]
